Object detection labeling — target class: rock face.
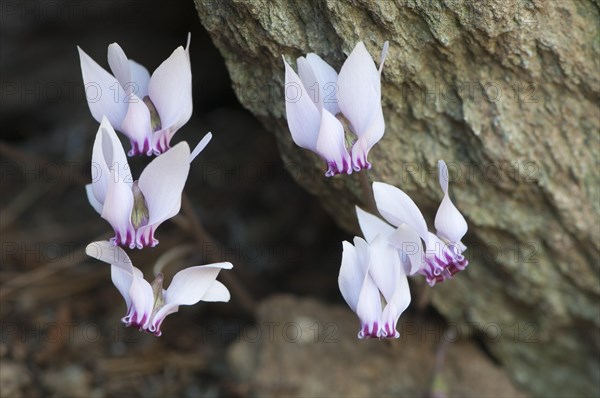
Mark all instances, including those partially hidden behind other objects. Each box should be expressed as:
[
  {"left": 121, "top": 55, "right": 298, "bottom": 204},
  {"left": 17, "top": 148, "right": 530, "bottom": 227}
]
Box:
[{"left": 194, "top": 1, "right": 599, "bottom": 396}]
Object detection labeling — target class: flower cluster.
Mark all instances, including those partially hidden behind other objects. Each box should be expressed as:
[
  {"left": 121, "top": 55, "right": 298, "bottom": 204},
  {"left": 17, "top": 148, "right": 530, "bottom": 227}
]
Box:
[
  {"left": 79, "top": 35, "right": 231, "bottom": 336},
  {"left": 339, "top": 160, "right": 468, "bottom": 339},
  {"left": 282, "top": 41, "right": 470, "bottom": 340},
  {"left": 78, "top": 34, "right": 192, "bottom": 156},
  {"left": 86, "top": 241, "right": 232, "bottom": 337},
  {"left": 283, "top": 41, "right": 388, "bottom": 176}
]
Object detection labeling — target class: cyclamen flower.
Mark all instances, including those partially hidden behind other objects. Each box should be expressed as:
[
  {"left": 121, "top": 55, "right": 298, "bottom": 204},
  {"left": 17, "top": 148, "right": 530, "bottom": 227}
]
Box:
[
  {"left": 86, "top": 240, "right": 232, "bottom": 336},
  {"left": 283, "top": 41, "right": 388, "bottom": 176},
  {"left": 358, "top": 160, "right": 469, "bottom": 286},
  {"left": 339, "top": 235, "right": 411, "bottom": 339},
  {"left": 86, "top": 116, "right": 211, "bottom": 249},
  {"left": 78, "top": 34, "right": 192, "bottom": 156}
]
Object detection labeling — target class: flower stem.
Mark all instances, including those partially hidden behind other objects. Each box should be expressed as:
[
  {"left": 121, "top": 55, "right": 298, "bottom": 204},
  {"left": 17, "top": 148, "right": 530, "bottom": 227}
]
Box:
[{"left": 358, "top": 170, "right": 377, "bottom": 215}]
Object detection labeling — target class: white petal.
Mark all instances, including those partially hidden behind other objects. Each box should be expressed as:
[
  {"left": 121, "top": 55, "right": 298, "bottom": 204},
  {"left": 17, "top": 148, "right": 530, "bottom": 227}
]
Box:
[
  {"left": 298, "top": 53, "right": 340, "bottom": 115},
  {"left": 89, "top": 128, "right": 109, "bottom": 209},
  {"left": 107, "top": 43, "right": 131, "bottom": 93},
  {"left": 77, "top": 46, "right": 128, "bottom": 129},
  {"left": 85, "top": 240, "right": 131, "bottom": 266},
  {"left": 435, "top": 160, "right": 468, "bottom": 243},
  {"left": 107, "top": 43, "right": 151, "bottom": 111},
  {"left": 85, "top": 241, "right": 153, "bottom": 325},
  {"left": 190, "top": 132, "right": 212, "bottom": 162},
  {"left": 355, "top": 206, "right": 394, "bottom": 243},
  {"left": 337, "top": 42, "right": 381, "bottom": 137},
  {"left": 367, "top": 235, "right": 398, "bottom": 302},
  {"left": 283, "top": 57, "right": 321, "bottom": 152},
  {"left": 388, "top": 224, "right": 425, "bottom": 275},
  {"left": 350, "top": 106, "right": 385, "bottom": 170},
  {"left": 89, "top": 117, "right": 131, "bottom": 210},
  {"left": 138, "top": 142, "right": 191, "bottom": 226},
  {"left": 372, "top": 181, "right": 429, "bottom": 243},
  {"left": 339, "top": 238, "right": 382, "bottom": 338},
  {"left": 129, "top": 60, "right": 151, "bottom": 98},
  {"left": 85, "top": 241, "right": 136, "bottom": 308},
  {"left": 101, "top": 167, "right": 135, "bottom": 247},
  {"left": 184, "top": 32, "right": 191, "bottom": 60},
  {"left": 356, "top": 273, "right": 382, "bottom": 337},
  {"left": 165, "top": 262, "right": 233, "bottom": 306},
  {"left": 380, "top": 271, "right": 410, "bottom": 338},
  {"left": 378, "top": 41, "right": 389, "bottom": 74},
  {"left": 201, "top": 280, "right": 231, "bottom": 302},
  {"left": 148, "top": 46, "right": 192, "bottom": 131},
  {"left": 86, "top": 184, "right": 103, "bottom": 214},
  {"left": 338, "top": 240, "right": 362, "bottom": 312},
  {"left": 120, "top": 94, "right": 153, "bottom": 156},
  {"left": 315, "top": 109, "right": 351, "bottom": 176}
]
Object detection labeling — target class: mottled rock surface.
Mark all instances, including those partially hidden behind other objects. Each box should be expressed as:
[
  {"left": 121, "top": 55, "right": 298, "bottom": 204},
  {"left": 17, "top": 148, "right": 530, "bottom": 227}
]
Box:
[{"left": 195, "top": 1, "right": 600, "bottom": 396}]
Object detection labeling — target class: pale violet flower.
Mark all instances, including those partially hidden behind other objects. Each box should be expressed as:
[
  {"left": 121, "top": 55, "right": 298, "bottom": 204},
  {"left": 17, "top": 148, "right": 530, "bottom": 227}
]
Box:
[
  {"left": 283, "top": 41, "right": 388, "bottom": 176},
  {"left": 358, "top": 160, "right": 469, "bottom": 286},
  {"left": 78, "top": 34, "right": 192, "bottom": 156},
  {"left": 86, "top": 116, "right": 211, "bottom": 249},
  {"left": 338, "top": 235, "right": 411, "bottom": 339},
  {"left": 86, "top": 240, "right": 232, "bottom": 336}
]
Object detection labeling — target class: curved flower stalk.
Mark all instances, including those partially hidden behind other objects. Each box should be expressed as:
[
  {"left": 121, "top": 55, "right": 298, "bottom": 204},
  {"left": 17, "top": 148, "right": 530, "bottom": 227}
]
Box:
[
  {"left": 283, "top": 41, "right": 388, "bottom": 176},
  {"left": 358, "top": 160, "right": 469, "bottom": 286},
  {"left": 338, "top": 235, "right": 411, "bottom": 339},
  {"left": 86, "top": 240, "right": 232, "bottom": 336},
  {"left": 78, "top": 34, "right": 192, "bottom": 156},
  {"left": 86, "top": 116, "right": 211, "bottom": 249}
]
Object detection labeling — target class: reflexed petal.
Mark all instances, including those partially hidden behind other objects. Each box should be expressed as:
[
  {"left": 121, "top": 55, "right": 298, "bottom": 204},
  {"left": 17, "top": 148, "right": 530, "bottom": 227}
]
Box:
[
  {"left": 77, "top": 46, "right": 128, "bottom": 129},
  {"left": 86, "top": 184, "right": 103, "bottom": 214},
  {"left": 89, "top": 117, "right": 131, "bottom": 211},
  {"left": 338, "top": 240, "right": 362, "bottom": 312},
  {"left": 201, "top": 281, "right": 230, "bottom": 302},
  {"left": 107, "top": 43, "right": 131, "bottom": 92},
  {"left": 101, "top": 167, "right": 135, "bottom": 247},
  {"left": 435, "top": 160, "right": 468, "bottom": 243},
  {"left": 298, "top": 53, "right": 340, "bottom": 115},
  {"left": 85, "top": 241, "right": 150, "bottom": 315},
  {"left": 355, "top": 206, "right": 394, "bottom": 243},
  {"left": 89, "top": 126, "right": 110, "bottom": 208},
  {"left": 138, "top": 142, "right": 190, "bottom": 225},
  {"left": 184, "top": 32, "right": 191, "bottom": 60},
  {"left": 378, "top": 41, "right": 389, "bottom": 74},
  {"left": 164, "top": 262, "right": 233, "bottom": 306},
  {"left": 388, "top": 224, "right": 424, "bottom": 275},
  {"left": 379, "top": 272, "right": 410, "bottom": 338},
  {"left": 106, "top": 43, "right": 151, "bottom": 97},
  {"left": 283, "top": 58, "right": 320, "bottom": 152},
  {"left": 120, "top": 94, "right": 153, "bottom": 156},
  {"left": 129, "top": 60, "right": 151, "bottom": 98},
  {"left": 356, "top": 269, "right": 382, "bottom": 337},
  {"left": 297, "top": 57, "right": 320, "bottom": 107},
  {"left": 350, "top": 109, "right": 384, "bottom": 171},
  {"left": 368, "top": 235, "right": 411, "bottom": 338},
  {"left": 315, "top": 109, "right": 351, "bottom": 176},
  {"left": 190, "top": 132, "right": 212, "bottom": 162},
  {"left": 337, "top": 42, "right": 381, "bottom": 137},
  {"left": 350, "top": 237, "right": 382, "bottom": 338},
  {"left": 126, "top": 271, "right": 154, "bottom": 327},
  {"left": 367, "top": 235, "right": 397, "bottom": 301},
  {"left": 372, "top": 182, "right": 429, "bottom": 243},
  {"left": 148, "top": 46, "right": 192, "bottom": 132}
]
